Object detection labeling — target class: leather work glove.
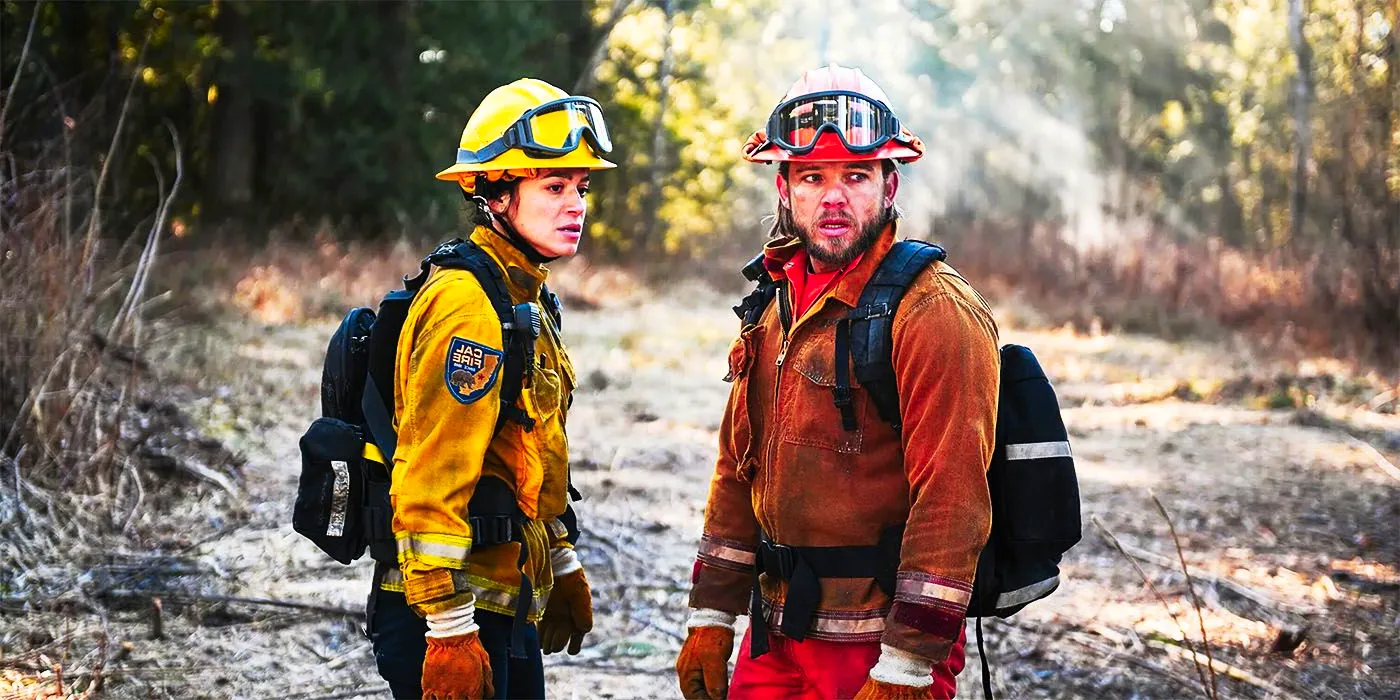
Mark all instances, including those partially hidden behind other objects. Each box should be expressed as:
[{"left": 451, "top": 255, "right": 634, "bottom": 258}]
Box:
[
  {"left": 539, "top": 566, "right": 593, "bottom": 655},
  {"left": 421, "top": 631, "right": 493, "bottom": 699},
  {"left": 675, "top": 625, "right": 735, "bottom": 700},
  {"left": 421, "top": 600, "right": 493, "bottom": 700},
  {"left": 853, "top": 677, "right": 942, "bottom": 700}
]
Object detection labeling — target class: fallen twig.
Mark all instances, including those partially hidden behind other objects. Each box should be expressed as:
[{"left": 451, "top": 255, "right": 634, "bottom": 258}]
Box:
[
  {"left": 628, "top": 612, "right": 686, "bottom": 642},
  {"left": 1060, "top": 629, "right": 1202, "bottom": 695},
  {"left": 1111, "top": 540, "right": 1319, "bottom": 620},
  {"left": 1145, "top": 638, "right": 1302, "bottom": 699},
  {"left": 1093, "top": 516, "right": 1213, "bottom": 699},
  {"left": 97, "top": 590, "right": 360, "bottom": 617},
  {"left": 1344, "top": 435, "right": 1400, "bottom": 483},
  {"left": 1152, "top": 493, "right": 1219, "bottom": 700}
]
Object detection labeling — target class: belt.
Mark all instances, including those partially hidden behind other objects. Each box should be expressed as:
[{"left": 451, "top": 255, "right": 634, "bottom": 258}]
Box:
[{"left": 747, "top": 530, "right": 900, "bottom": 657}]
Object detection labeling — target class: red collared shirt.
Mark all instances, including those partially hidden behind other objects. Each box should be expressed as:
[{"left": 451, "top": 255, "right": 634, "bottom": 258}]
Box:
[{"left": 777, "top": 248, "right": 866, "bottom": 319}]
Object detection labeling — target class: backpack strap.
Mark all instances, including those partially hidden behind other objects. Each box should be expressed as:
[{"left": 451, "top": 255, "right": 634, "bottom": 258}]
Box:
[
  {"left": 362, "top": 250, "right": 444, "bottom": 462},
  {"left": 837, "top": 240, "right": 947, "bottom": 432},
  {"left": 361, "top": 375, "right": 399, "bottom": 464},
  {"left": 427, "top": 239, "right": 537, "bottom": 433}
]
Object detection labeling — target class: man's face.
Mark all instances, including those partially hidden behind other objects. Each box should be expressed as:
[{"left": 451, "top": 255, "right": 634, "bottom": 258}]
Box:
[{"left": 778, "top": 161, "right": 898, "bottom": 271}]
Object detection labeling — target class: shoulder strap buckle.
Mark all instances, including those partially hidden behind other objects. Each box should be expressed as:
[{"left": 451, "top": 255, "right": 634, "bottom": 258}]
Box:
[
  {"left": 422, "top": 238, "right": 466, "bottom": 268},
  {"left": 850, "top": 302, "right": 892, "bottom": 320}
]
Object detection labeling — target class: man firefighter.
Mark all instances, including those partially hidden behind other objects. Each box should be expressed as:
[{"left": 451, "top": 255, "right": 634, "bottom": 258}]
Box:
[{"left": 675, "top": 64, "right": 1001, "bottom": 700}]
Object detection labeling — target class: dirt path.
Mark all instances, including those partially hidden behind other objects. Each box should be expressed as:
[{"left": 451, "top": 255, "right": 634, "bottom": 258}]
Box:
[{"left": 10, "top": 285, "right": 1395, "bottom": 699}]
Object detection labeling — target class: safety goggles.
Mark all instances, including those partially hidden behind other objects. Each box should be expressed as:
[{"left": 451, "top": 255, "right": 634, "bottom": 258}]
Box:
[
  {"left": 456, "top": 96, "right": 613, "bottom": 164},
  {"left": 763, "top": 90, "right": 903, "bottom": 155}
]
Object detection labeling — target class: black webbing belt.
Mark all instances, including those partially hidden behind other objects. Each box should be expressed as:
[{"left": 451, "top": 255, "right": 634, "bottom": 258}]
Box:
[{"left": 747, "top": 534, "right": 889, "bottom": 658}]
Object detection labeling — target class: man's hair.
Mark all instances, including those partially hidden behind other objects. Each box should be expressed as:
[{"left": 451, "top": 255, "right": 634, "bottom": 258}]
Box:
[{"left": 769, "top": 160, "right": 902, "bottom": 239}]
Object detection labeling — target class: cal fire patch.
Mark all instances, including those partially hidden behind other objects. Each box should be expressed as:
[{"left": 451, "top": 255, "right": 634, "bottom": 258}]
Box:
[{"left": 445, "top": 337, "right": 503, "bottom": 405}]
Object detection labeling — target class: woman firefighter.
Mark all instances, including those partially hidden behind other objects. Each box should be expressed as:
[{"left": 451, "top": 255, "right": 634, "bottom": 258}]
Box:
[{"left": 369, "top": 78, "right": 613, "bottom": 699}]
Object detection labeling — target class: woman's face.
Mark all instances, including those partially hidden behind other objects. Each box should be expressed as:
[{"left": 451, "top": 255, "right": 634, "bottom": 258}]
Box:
[{"left": 489, "top": 168, "right": 591, "bottom": 259}]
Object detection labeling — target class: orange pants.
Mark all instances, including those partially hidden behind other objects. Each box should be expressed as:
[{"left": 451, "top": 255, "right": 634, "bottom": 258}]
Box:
[{"left": 729, "top": 626, "right": 966, "bottom": 700}]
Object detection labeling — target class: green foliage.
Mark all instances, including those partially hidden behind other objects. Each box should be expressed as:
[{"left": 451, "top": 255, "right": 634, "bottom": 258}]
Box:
[
  {"left": 3, "top": 0, "right": 1396, "bottom": 343},
  {"left": 4, "top": 0, "right": 631, "bottom": 239}
]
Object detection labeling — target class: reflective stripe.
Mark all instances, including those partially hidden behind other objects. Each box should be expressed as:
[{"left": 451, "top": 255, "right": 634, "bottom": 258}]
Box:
[
  {"left": 698, "top": 535, "right": 757, "bottom": 567},
  {"left": 397, "top": 535, "right": 472, "bottom": 568},
  {"left": 547, "top": 518, "right": 569, "bottom": 540},
  {"left": 1005, "top": 441, "right": 1072, "bottom": 461},
  {"left": 472, "top": 585, "right": 517, "bottom": 613},
  {"left": 763, "top": 599, "right": 887, "bottom": 639},
  {"left": 997, "top": 575, "right": 1060, "bottom": 609},
  {"left": 327, "top": 460, "right": 350, "bottom": 537},
  {"left": 362, "top": 441, "right": 386, "bottom": 465},
  {"left": 380, "top": 567, "right": 548, "bottom": 619},
  {"left": 895, "top": 572, "right": 973, "bottom": 607},
  {"left": 470, "top": 580, "right": 548, "bottom": 620}
]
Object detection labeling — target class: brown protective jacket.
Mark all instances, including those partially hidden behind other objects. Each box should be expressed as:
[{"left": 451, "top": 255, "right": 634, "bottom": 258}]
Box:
[{"left": 688, "top": 225, "right": 1000, "bottom": 661}]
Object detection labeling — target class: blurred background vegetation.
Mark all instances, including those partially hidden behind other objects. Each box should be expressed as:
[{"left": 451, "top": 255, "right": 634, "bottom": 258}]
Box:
[
  {"left": 2, "top": 4, "right": 1397, "bottom": 696},
  {"left": 1, "top": 0, "right": 1396, "bottom": 362}
]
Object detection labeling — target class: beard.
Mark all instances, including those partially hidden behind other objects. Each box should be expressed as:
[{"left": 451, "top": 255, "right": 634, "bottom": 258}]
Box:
[{"left": 785, "top": 207, "right": 889, "bottom": 269}]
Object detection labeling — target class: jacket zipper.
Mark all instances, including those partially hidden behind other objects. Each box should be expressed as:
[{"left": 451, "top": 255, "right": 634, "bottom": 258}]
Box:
[{"left": 762, "top": 285, "right": 794, "bottom": 540}]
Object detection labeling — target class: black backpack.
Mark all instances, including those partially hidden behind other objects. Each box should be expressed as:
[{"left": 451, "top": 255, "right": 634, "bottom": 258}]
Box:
[
  {"left": 293, "top": 238, "right": 575, "bottom": 567},
  {"left": 735, "top": 239, "right": 1081, "bottom": 698}
]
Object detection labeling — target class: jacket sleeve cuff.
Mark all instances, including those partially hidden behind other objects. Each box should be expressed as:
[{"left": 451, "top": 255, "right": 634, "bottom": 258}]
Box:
[
  {"left": 687, "top": 532, "right": 757, "bottom": 614},
  {"left": 402, "top": 565, "right": 474, "bottom": 615},
  {"left": 868, "top": 644, "right": 934, "bottom": 687},
  {"left": 881, "top": 571, "right": 972, "bottom": 660}
]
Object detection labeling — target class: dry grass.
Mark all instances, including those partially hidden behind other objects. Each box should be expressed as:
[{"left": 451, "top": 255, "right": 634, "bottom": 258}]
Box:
[
  {"left": 157, "top": 228, "right": 647, "bottom": 329},
  {"left": 1, "top": 78, "right": 246, "bottom": 698}
]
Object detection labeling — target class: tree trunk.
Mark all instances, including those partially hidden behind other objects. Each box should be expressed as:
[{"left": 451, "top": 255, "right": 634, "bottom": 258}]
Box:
[
  {"left": 640, "top": 0, "right": 676, "bottom": 258},
  {"left": 378, "top": 0, "right": 412, "bottom": 220},
  {"left": 573, "top": 0, "right": 636, "bottom": 96},
  {"left": 1287, "top": 0, "right": 1313, "bottom": 244},
  {"left": 208, "top": 3, "right": 255, "bottom": 217}
]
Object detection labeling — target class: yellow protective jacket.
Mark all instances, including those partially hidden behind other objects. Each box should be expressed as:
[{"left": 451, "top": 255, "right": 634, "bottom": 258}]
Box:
[{"left": 385, "top": 224, "right": 577, "bottom": 621}]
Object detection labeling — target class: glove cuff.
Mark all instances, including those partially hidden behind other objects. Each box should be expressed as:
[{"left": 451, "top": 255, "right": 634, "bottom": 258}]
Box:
[
  {"left": 551, "top": 546, "right": 583, "bottom": 576},
  {"left": 686, "top": 607, "right": 738, "bottom": 631},
  {"left": 868, "top": 643, "right": 934, "bottom": 688},
  {"left": 425, "top": 598, "right": 479, "bottom": 638}
]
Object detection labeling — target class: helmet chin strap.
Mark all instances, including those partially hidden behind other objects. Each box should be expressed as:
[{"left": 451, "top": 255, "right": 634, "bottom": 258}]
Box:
[{"left": 473, "top": 195, "right": 559, "bottom": 264}]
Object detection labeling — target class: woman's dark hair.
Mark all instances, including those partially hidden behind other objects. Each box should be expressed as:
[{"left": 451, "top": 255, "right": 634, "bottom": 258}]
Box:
[{"left": 463, "top": 176, "right": 518, "bottom": 227}]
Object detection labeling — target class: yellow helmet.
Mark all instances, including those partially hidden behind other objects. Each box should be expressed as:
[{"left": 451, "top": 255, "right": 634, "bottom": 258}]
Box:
[{"left": 435, "top": 78, "right": 616, "bottom": 191}]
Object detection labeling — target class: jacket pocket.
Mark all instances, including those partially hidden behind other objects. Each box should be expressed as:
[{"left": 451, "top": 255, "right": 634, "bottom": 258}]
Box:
[
  {"left": 782, "top": 329, "right": 865, "bottom": 455},
  {"left": 520, "top": 365, "right": 568, "bottom": 517},
  {"left": 530, "top": 364, "right": 564, "bottom": 420}
]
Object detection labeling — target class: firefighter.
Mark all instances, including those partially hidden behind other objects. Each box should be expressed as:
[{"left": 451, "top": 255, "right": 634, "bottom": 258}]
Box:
[
  {"left": 676, "top": 64, "right": 1001, "bottom": 700},
  {"left": 371, "top": 77, "right": 613, "bottom": 699}
]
